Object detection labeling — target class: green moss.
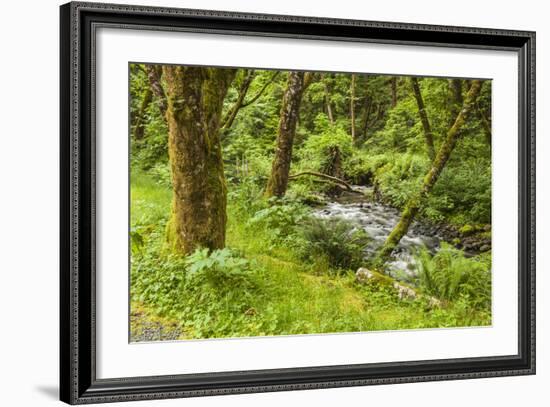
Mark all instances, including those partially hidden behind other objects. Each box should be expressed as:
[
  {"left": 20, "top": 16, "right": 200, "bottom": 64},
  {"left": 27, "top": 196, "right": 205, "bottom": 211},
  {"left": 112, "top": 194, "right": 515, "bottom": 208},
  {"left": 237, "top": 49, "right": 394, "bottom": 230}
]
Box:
[{"left": 460, "top": 224, "right": 475, "bottom": 235}]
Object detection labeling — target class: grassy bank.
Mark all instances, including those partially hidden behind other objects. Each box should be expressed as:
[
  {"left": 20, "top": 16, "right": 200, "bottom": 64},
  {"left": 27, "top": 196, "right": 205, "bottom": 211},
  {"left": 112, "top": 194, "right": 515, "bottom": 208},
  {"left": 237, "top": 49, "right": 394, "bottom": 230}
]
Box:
[{"left": 130, "top": 171, "right": 491, "bottom": 341}]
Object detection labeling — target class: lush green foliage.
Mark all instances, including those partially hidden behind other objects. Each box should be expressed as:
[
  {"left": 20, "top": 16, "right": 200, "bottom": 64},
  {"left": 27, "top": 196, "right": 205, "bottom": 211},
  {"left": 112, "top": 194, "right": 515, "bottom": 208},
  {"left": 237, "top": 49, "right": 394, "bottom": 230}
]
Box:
[
  {"left": 129, "top": 65, "right": 493, "bottom": 340},
  {"left": 131, "top": 175, "right": 491, "bottom": 339},
  {"left": 130, "top": 67, "right": 169, "bottom": 171},
  {"left": 299, "top": 217, "right": 370, "bottom": 271},
  {"left": 247, "top": 198, "right": 309, "bottom": 244},
  {"left": 416, "top": 244, "right": 491, "bottom": 310}
]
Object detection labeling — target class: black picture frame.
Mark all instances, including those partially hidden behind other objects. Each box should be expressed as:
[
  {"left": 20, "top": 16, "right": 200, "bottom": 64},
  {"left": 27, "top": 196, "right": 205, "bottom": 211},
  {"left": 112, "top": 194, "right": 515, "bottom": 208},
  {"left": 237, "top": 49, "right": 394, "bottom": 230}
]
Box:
[{"left": 60, "top": 1, "right": 536, "bottom": 404}]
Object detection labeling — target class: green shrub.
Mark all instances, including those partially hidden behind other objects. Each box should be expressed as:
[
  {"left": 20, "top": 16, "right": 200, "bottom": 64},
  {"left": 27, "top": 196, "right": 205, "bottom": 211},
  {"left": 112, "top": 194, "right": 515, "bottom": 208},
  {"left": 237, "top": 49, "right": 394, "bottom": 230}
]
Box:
[
  {"left": 185, "top": 248, "right": 256, "bottom": 290},
  {"left": 131, "top": 249, "right": 188, "bottom": 317},
  {"left": 430, "top": 158, "right": 491, "bottom": 224},
  {"left": 148, "top": 162, "right": 172, "bottom": 188},
  {"left": 299, "top": 217, "right": 370, "bottom": 271},
  {"left": 373, "top": 152, "right": 430, "bottom": 207},
  {"left": 179, "top": 248, "right": 265, "bottom": 338},
  {"left": 247, "top": 198, "right": 309, "bottom": 244},
  {"left": 415, "top": 244, "right": 491, "bottom": 309},
  {"left": 227, "top": 179, "right": 266, "bottom": 218},
  {"left": 132, "top": 246, "right": 266, "bottom": 338},
  {"left": 131, "top": 103, "right": 169, "bottom": 171},
  {"left": 297, "top": 121, "right": 353, "bottom": 173}
]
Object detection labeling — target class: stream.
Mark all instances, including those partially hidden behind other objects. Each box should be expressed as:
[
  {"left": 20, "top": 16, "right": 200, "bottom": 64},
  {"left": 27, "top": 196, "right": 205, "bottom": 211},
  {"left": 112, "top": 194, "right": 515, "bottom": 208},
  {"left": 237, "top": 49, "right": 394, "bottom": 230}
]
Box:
[{"left": 313, "top": 187, "right": 443, "bottom": 282}]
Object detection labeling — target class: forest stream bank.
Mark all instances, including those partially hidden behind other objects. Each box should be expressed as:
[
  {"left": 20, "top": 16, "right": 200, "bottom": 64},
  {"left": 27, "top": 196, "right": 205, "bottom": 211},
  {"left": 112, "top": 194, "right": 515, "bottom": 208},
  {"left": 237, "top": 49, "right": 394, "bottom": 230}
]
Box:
[{"left": 314, "top": 187, "right": 491, "bottom": 283}]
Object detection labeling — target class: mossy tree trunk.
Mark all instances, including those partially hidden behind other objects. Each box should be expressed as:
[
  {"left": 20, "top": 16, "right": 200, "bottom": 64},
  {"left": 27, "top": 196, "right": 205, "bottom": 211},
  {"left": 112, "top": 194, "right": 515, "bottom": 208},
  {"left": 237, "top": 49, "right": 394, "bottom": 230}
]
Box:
[
  {"left": 163, "top": 66, "right": 236, "bottom": 255},
  {"left": 410, "top": 77, "right": 436, "bottom": 161},
  {"left": 265, "top": 71, "right": 306, "bottom": 197},
  {"left": 378, "top": 80, "right": 483, "bottom": 259}
]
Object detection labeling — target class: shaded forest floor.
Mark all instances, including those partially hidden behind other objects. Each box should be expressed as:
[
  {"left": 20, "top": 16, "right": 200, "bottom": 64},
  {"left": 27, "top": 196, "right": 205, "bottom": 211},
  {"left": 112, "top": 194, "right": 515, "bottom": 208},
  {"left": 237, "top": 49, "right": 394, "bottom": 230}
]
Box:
[{"left": 130, "top": 172, "right": 491, "bottom": 341}]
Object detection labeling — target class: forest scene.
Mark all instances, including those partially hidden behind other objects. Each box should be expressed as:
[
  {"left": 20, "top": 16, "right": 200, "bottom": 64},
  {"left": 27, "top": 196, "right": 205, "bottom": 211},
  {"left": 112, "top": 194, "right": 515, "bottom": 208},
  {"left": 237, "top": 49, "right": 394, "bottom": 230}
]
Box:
[{"left": 129, "top": 63, "right": 492, "bottom": 342}]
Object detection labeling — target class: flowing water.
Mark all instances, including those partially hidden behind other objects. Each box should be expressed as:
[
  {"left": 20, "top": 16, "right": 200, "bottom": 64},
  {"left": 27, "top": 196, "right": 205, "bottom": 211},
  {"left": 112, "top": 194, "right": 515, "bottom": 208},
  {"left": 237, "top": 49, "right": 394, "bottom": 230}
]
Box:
[{"left": 313, "top": 187, "right": 443, "bottom": 281}]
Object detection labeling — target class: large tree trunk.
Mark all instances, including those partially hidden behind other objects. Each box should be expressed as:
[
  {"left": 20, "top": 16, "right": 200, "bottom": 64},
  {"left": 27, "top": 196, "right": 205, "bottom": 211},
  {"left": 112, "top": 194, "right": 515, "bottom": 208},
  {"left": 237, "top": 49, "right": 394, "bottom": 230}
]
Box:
[
  {"left": 350, "top": 74, "right": 357, "bottom": 143},
  {"left": 378, "top": 80, "right": 482, "bottom": 259},
  {"left": 410, "top": 77, "right": 436, "bottom": 161},
  {"left": 265, "top": 71, "right": 306, "bottom": 197},
  {"left": 163, "top": 66, "right": 236, "bottom": 255}
]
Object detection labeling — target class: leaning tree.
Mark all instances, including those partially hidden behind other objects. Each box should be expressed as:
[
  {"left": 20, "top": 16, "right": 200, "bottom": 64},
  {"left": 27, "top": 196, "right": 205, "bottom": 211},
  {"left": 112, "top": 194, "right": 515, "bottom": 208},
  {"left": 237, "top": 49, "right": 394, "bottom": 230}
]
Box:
[{"left": 378, "top": 80, "right": 483, "bottom": 259}]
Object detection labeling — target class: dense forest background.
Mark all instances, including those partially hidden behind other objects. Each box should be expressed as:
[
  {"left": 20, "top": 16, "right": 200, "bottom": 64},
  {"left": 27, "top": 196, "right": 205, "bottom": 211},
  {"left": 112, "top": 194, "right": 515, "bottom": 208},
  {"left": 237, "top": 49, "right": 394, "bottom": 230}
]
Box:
[{"left": 129, "top": 64, "right": 492, "bottom": 341}]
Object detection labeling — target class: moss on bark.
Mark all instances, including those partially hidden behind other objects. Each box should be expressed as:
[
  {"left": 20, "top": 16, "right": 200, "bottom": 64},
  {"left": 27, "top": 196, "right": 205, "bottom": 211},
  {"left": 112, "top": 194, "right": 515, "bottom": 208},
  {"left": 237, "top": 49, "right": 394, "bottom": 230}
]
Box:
[
  {"left": 265, "top": 71, "right": 306, "bottom": 197},
  {"left": 163, "top": 66, "right": 236, "bottom": 255}
]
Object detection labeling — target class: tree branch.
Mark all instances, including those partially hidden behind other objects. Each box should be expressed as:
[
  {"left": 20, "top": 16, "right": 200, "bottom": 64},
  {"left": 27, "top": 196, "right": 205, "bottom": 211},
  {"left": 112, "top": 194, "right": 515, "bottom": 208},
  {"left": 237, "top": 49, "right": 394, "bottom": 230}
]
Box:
[
  {"left": 241, "top": 71, "right": 280, "bottom": 107},
  {"left": 221, "top": 69, "right": 256, "bottom": 131},
  {"left": 288, "top": 171, "right": 361, "bottom": 193}
]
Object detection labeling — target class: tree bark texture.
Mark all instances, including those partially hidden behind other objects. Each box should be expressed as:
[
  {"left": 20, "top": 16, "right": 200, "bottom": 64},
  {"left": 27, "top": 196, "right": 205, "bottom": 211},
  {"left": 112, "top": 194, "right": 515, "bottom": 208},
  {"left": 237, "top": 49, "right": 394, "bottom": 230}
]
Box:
[
  {"left": 163, "top": 66, "right": 236, "bottom": 255},
  {"left": 378, "top": 80, "right": 483, "bottom": 259},
  {"left": 265, "top": 71, "right": 306, "bottom": 197},
  {"left": 410, "top": 77, "right": 436, "bottom": 161}
]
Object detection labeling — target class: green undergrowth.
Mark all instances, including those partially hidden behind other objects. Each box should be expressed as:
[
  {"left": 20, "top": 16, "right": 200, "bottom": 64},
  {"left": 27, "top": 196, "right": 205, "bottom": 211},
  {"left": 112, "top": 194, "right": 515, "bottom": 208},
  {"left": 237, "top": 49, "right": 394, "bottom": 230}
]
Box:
[{"left": 130, "top": 171, "right": 491, "bottom": 341}]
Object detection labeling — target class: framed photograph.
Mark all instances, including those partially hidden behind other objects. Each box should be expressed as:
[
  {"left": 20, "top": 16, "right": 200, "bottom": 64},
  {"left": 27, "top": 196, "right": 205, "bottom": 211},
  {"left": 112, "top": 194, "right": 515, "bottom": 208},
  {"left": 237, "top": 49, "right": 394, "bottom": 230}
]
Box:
[{"left": 60, "top": 1, "right": 535, "bottom": 404}]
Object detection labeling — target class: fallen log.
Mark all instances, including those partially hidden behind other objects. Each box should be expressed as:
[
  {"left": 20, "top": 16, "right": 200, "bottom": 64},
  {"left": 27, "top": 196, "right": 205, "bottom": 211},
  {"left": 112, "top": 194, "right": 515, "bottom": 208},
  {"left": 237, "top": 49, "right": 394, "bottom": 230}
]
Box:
[{"left": 288, "top": 171, "right": 362, "bottom": 194}]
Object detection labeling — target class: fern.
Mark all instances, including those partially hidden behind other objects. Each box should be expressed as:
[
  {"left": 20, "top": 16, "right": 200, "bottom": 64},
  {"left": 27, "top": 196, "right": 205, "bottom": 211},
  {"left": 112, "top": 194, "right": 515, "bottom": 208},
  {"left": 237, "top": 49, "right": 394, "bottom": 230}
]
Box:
[
  {"left": 416, "top": 244, "right": 491, "bottom": 309},
  {"left": 300, "top": 217, "right": 370, "bottom": 271}
]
